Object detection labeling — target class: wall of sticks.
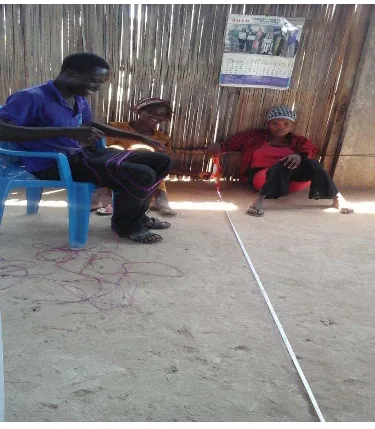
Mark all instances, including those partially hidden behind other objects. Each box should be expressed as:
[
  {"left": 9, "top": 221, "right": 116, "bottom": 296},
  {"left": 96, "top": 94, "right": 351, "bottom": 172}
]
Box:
[{"left": 0, "top": 4, "right": 371, "bottom": 179}]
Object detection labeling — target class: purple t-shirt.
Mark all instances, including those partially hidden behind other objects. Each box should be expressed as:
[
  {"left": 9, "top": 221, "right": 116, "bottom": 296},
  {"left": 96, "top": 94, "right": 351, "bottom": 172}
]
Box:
[{"left": 0, "top": 80, "right": 92, "bottom": 172}]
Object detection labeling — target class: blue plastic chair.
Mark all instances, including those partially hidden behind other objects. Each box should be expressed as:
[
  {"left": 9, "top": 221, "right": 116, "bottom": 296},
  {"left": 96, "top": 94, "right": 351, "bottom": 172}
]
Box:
[
  {"left": 0, "top": 312, "right": 4, "bottom": 422},
  {"left": 0, "top": 135, "right": 105, "bottom": 249}
]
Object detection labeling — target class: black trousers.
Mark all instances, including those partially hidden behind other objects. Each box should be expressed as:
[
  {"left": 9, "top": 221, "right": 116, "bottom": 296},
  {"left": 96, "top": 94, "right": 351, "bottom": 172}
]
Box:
[
  {"left": 247, "top": 159, "right": 338, "bottom": 200},
  {"left": 33, "top": 147, "right": 172, "bottom": 234}
]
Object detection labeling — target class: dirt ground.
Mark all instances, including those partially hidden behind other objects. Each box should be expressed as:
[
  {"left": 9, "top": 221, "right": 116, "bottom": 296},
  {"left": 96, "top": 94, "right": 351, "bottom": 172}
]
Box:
[{"left": 0, "top": 181, "right": 374, "bottom": 422}]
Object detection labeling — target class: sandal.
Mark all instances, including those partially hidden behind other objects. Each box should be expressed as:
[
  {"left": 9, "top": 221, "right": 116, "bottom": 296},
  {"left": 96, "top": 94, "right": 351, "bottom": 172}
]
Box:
[
  {"left": 144, "top": 217, "right": 171, "bottom": 230},
  {"left": 126, "top": 229, "right": 163, "bottom": 244},
  {"left": 91, "top": 203, "right": 103, "bottom": 212},
  {"left": 340, "top": 207, "right": 354, "bottom": 214},
  {"left": 246, "top": 207, "right": 264, "bottom": 217},
  {"left": 96, "top": 205, "right": 113, "bottom": 216}
]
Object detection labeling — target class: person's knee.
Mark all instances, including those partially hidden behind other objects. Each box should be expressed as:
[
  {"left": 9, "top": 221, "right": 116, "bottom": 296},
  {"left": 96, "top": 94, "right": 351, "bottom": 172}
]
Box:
[
  {"left": 301, "top": 158, "right": 324, "bottom": 171},
  {"left": 267, "top": 162, "right": 289, "bottom": 177},
  {"left": 301, "top": 158, "right": 319, "bottom": 166},
  {"left": 122, "top": 164, "right": 156, "bottom": 187},
  {"left": 141, "top": 169, "right": 157, "bottom": 188},
  {"left": 155, "top": 152, "right": 173, "bottom": 171},
  {"left": 158, "top": 152, "right": 172, "bottom": 164}
]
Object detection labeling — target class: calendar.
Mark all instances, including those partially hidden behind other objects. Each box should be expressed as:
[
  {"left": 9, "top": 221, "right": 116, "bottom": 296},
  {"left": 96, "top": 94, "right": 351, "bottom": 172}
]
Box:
[{"left": 220, "top": 14, "right": 304, "bottom": 89}]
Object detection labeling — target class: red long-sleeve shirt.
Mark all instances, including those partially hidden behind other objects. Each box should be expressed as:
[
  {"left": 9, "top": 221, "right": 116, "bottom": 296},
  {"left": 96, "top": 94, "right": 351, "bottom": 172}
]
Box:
[{"left": 221, "top": 129, "right": 318, "bottom": 179}]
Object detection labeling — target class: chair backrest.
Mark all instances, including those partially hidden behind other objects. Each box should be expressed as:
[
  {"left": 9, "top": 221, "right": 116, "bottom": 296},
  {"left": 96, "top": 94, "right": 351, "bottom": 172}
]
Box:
[
  {"left": 0, "top": 142, "right": 22, "bottom": 166},
  {"left": 0, "top": 105, "right": 23, "bottom": 167}
]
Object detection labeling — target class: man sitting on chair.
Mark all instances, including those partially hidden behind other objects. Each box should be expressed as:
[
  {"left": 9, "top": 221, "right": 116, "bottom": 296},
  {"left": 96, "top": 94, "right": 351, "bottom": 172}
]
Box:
[{"left": 0, "top": 52, "right": 172, "bottom": 244}]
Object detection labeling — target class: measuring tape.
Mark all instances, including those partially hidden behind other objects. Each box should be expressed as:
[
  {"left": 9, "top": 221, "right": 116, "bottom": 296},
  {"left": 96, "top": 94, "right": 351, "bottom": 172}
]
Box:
[{"left": 211, "top": 158, "right": 325, "bottom": 422}]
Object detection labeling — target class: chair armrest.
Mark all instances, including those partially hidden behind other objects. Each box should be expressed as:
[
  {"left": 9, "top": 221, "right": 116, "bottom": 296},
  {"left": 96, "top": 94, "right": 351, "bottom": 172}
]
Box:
[{"left": 0, "top": 148, "right": 73, "bottom": 183}]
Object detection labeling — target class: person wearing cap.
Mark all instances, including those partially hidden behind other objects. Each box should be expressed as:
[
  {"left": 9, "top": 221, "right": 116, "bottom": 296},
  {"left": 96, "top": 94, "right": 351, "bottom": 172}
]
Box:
[
  {"left": 92, "top": 97, "right": 176, "bottom": 223},
  {"left": 207, "top": 105, "right": 353, "bottom": 217}
]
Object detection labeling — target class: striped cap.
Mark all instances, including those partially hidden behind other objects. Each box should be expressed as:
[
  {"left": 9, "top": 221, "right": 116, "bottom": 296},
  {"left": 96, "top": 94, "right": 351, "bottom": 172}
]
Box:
[
  {"left": 266, "top": 105, "right": 297, "bottom": 122},
  {"left": 132, "top": 98, "right": 172, "bottom": 115}
]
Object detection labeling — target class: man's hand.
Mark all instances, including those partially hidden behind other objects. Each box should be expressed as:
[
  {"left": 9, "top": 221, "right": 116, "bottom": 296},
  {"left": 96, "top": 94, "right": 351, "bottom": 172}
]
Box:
[
  {"left": 90, "top": 121, "right": 167, "bottom": 152},
  {"left": 88, "top": 127, "right": 105, "bottom": 143},
  {"left": 139, "top": 135, "right": 166, "bottom": 152},
  {"left": 280, "top": 154, "right": 301, "bottom": 170},
  {"left": 206, "top": 143, "right": 222, "bottom": 157},
  {"left": 64, "top": 126, "right": 105, "bottom": 143}
]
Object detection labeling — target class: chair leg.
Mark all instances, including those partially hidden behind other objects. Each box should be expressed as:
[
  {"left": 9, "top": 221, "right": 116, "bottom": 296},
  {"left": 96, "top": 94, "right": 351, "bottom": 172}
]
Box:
[
  {"left": 66, "top": 184, "right": 78, "bottom": 248},
  {"left": 67, "top": 184, "right": 91, "bottom": 249},
  {"left": 26, "top": 187, "right": 43, "bottom": 215},
  {"left": 0, "top": 181, "right": 11, "bottom": 226},
  {"left": 76, "top": 185, "right": 92, "bottom": 248}
]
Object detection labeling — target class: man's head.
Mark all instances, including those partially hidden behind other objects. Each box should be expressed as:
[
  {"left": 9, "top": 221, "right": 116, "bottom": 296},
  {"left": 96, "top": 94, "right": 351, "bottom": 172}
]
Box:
[
  {"left": 58, "top": 52, "right": 110, "bottom": 97},
  {"left": 266, "top": 105, "right": 297, "bottom": 137}
]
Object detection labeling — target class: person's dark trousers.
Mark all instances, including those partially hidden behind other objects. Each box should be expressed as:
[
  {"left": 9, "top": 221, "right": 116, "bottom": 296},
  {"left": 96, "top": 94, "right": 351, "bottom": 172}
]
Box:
[
  {"left": 251, "top": 159, "right": 339, "bottom": 200},
  {"left": 33, "top": 147, "right": 172, "bottom": 235}
]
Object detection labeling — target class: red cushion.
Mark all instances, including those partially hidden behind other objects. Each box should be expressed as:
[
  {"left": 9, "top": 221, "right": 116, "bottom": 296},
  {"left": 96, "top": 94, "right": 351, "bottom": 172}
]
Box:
[{"left": 252, "top": 168, "right": 310, "bottom": 193}]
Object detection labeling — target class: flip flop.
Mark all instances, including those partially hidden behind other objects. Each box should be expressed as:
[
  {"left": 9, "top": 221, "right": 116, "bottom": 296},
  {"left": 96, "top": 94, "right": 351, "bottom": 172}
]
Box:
[
  {"left": 126, "top": 229, "right": 163, "bottom": 244},
  {"left": 246, "top": 207, "right": 264, "bottom": 217},
  {"left": 144, "top": 217, "right": 171, "bottom": 229},
  {"left": 90, "top": 204, "right": 103, "bottom": 212},
  {"left": 96, "top": 205, "right": 113, "bottom": 216},
  {"left": 340, "top": 207, "right": 354, "bottom": 214}
]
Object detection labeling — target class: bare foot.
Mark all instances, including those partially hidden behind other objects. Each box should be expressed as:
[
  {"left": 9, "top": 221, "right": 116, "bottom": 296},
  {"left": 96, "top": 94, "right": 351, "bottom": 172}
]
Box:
[
  {"left": 246, "top": 195, "right": 265, "bottom": 217},
  {"left": 333, "top": 194, "right": 354, "bottom": 214},
  {"left": 246, "top": 206, "right": 264, "bottom": 217},
  {"left": 96, "top": 205, "right": 113, "bottom": 216},
  {"left": 154, "top": 199, "right": 177, "bottom": 216}
]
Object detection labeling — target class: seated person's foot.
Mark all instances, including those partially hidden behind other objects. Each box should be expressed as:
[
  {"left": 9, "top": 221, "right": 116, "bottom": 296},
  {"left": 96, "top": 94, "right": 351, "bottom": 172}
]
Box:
[
  {"left": 91, "top": 203, "right": 103, "bottom": 212},
  {"left": 333, "top": 194, "right": 354, "bottom": 214},
  {"left": 124, "top": 227, "right": 163, "bottom": 244},
  {"left": 96, "top": 204, "right": 113, "bottom": 216},
  {"left": 153, "top": 198, "right": 177, "bottom": 216},
  {"left": 246, "top": 196, "right": 265, "bottom": 217},
  {"left": 246, "top": 205, "right": 264, "bottom": 217},
  {"left": 91, "top": 188, "right": 104, "bottom": 211},
  {"left": 144, "top": 217, "right": 171, "bottom": 229}
]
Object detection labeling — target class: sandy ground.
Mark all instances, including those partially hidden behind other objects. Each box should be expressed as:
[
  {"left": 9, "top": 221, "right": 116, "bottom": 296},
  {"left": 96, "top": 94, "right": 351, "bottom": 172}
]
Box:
[{"left": 0, "top": 181, "right": 374, "bottom": 422}]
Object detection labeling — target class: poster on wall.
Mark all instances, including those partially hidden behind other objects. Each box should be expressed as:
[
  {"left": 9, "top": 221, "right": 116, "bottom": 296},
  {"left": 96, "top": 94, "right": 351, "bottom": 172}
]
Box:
[{"left": 219, "top": 14, "right": 305, "bottom": 90}]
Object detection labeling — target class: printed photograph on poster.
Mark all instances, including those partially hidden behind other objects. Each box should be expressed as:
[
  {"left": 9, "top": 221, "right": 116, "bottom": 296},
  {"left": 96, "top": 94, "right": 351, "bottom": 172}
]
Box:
[{"left": 220, "top": 15, "right": 305, "bottom": 90}]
